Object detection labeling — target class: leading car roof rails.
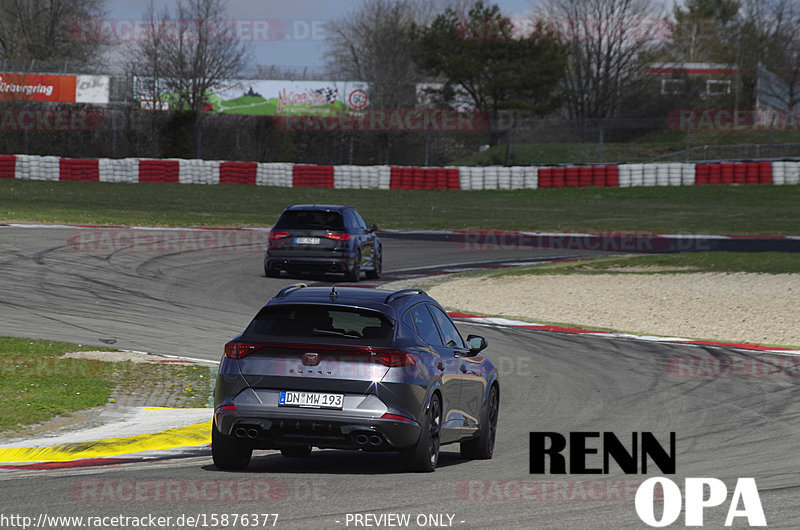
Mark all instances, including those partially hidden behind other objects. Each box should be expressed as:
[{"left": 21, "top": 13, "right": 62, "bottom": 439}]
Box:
[
  {"left": 384, "top": 289, "right": 426, "bottom": 304},
  {"left": 275, "top": 283, "right": 308, "bottom": 299}
]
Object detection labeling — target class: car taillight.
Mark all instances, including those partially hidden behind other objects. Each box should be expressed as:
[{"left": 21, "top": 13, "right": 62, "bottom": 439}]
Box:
[
  {"left": 324, "top": 232, "right": 350, "bottom": 241},
  {"left": 214, "top": 404, "right": 237, "bottom": 425},
  {"left": 366, "top": 348, "right": 415, "bottom": 367},
  {"left": 269, "top": 230, "right": 289, "bottom": 240},
  {"left": 223, "top": 342, "right": 413, "bottom": 366},
  {"left": 224, "top": 341, "right": 264, "bottom": 359},
  {"left": 381, "top": 413, "right": 416, "bottom": 423}
]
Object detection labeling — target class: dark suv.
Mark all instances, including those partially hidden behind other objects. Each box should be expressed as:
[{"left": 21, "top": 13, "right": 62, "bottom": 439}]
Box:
[
  {"left": 213, "top": 285, "right": 499, "bottom": 472},
  {"left": 264, "top": 205, "right": 381, "bottom": 281}
]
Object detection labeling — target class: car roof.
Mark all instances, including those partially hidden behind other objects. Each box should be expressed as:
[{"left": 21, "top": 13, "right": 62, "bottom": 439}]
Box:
[
  {"left": 283, "top": 204, "right": 354, "bottom": 212},
  {"left": 265, "top": 285, "right": 431, "bottom": 315}
]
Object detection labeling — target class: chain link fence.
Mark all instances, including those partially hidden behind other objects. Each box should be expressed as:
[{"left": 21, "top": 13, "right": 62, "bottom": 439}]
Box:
[{"left": 2, "top": 103, "right": 799, "bottom": 165}]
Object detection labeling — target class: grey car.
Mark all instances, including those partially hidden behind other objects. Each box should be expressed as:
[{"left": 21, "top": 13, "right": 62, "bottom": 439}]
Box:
[
  {"left": 212, "top": 285, "right": 499, "bottom": 472},
  {"left": 264, "top": 204, "right": 381, "bottom": 281}
]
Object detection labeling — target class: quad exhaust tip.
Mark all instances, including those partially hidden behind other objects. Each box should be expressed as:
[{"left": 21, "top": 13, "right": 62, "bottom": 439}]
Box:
[
  {"left": 234, "top": 426, "right": 261, "bottom": 439},
  {"left": 353, "top": 431, "right": 384, "bottom": 447}
]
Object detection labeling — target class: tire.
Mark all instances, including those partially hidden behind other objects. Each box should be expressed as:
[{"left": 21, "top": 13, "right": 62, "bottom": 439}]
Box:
[
  {"left": 365, "top": 248, "right": 382, "bottom": 279},
  {"left": 460, "top": 385, "right": 499, "bottom": 460},
  {"left": 280, "top": 446, "right": 312, "bottom": 458},
  {"left": 345, "top": 252, "right": 361, "bottom": 282},
  {"left": 211, "top": 422, "right": 253, "bottom": 470},
  {"left": 401, "top": 393, "right": 441, "bottom": 472},
  {"left": 264, "top": 265, "right": 279, "bottom": 278}
]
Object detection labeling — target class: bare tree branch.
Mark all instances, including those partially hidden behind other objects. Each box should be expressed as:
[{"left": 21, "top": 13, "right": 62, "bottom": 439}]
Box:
[
  {"left": 533, "top": 0, "right": 664, "bottom": 120},
  {"left": 0, "top": 0, "right": 106, "bottom": 66},
  {"left": 126, "top": 0, "right": 251, "bottom": 112}
]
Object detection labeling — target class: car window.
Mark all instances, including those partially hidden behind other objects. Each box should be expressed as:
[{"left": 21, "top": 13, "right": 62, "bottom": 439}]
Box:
[
  {"left": 353, "top": 210, "right": 369, "bottom": 231},
  {"left": 245, "top": 304, "right": 393, "bottom": 343},
  {"left": 408, "top": 304, "right": 443, "bottom": 346},
  {"left": 344, "top": 210, "right": 361, "bottom": 232},
  {"left": 428, "top": 304, "right": 465, "bottom": 349},
  {"left": 274, "top": 210, "right": 345, "bottom": 231},
  {"left": 402, "top": 311, "right": 416, "bottom": 333}
]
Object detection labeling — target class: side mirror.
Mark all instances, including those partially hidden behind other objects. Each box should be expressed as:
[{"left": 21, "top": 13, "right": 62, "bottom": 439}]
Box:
[
  {"left": 466, "top": 334, "right": 487, "bottom": 354},
  {"left": 368, "top": 223, "right": 378, "bottom": 232}
]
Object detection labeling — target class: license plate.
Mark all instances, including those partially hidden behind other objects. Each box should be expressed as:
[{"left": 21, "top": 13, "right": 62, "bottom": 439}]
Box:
[
  {"left": 279, "top": 391, "right": 343, "bottom": 409},
  {"left": 295, "top": 237, "right": 320, "bottom": 245}
]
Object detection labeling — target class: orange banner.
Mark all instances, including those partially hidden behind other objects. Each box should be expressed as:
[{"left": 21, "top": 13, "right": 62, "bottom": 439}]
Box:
[{"left": 0, "top": 73, "right": 76, "bottom": 102}]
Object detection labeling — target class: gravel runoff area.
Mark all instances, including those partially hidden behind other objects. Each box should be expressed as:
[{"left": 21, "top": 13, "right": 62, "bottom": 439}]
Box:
[{"left": 422, "top": 273, "right": 800, "bottom": 348}]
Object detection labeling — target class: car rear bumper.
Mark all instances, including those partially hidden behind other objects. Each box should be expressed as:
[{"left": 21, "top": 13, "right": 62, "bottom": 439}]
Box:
[
  {"left": 215, "top": 388, "right": 421, "bottom": 450},
  {"left": 265, "top": 254, "right": 354, "bottom": 274}
]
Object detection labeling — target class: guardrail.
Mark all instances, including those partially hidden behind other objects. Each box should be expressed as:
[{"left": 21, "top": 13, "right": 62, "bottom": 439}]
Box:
[{"left": 2, "top": 154, "right": 799, "bottom": 189}]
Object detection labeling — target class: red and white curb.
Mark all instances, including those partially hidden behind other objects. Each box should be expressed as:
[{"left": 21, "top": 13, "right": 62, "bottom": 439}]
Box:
[{"left": 449, "top": 312, "right": 800, "bottom": 355}]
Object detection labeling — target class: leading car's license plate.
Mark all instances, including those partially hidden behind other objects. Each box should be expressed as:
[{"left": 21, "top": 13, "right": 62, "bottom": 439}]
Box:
[
  {"left": 279, "top": 391, "right": 343, "bottom": 409},
  {"left": 295, "top": 237, "right": 320, "bottom": 245}
]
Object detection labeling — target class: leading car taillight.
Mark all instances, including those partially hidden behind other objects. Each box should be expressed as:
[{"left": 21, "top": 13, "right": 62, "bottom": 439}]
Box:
[
  {"left": 324, "top": 232, "right": 350, "bottom": 241},
  {"left": 224, "top": 341, "right": 264, "bottom": 359},
  {"left": 268, "top": 230, "right": 290, "bottom": 240}
]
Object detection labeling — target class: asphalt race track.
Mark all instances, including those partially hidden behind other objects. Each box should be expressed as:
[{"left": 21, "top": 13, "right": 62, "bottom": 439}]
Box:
[{"left": 1, "top": 226, "right": 799, "bottom": 528}]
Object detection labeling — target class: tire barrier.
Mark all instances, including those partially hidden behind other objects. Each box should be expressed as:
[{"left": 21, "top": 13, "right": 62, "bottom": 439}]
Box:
[
  {"left": 292, "top": 164, "right": 334, "bottom": 188},
  {"left": 139, "top": 159, "right": 180, "bottom": 183},
  {"left": 59, "top": 158, "right": 99, "bottom": 182},
  {"left": 98, "top": 158, "right": 138, "bottom": 183},
  {"left": 219, "top": 161, "right": 257, "bottom": 186},
  {"left": 257, "top": 162, "right": 292, "bottom": 187},
  {"left": 390, "top": 167, "right": 459, "bottom": 190},
  {"left": 0, "top": 154, "right": 17, "bottom": 179},
  {"left": 1, "top": 154, "right": 796, "bottom": 190},
  {"left": 333, "top": 165, "right": 391, "bottom": 190}
]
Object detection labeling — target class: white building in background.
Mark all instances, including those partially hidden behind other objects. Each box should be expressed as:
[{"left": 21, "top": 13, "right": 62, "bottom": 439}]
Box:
[{"left": 646, "top": 63, "right": 738, "bottom": 98}]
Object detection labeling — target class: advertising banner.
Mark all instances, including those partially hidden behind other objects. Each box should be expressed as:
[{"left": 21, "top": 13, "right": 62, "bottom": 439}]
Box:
[
  {"left": 0, "top": 73, "right": 77, "bottom": 102},
  {"left": 210, "top": 80, "right": 369, "bottom": 116},
  {"left": 75, "top": 75, "right": 110, "bottom": 104}
]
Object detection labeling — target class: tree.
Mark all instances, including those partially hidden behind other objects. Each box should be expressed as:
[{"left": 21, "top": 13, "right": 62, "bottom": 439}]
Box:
[
  {"left": 412, "top": 2, "right": 567, "bottom": 136},
  {"left": 734, "top": 0, "right": 800, "bottom": 110},
  {"left": 533, "top": 0, "right": 663, "bottom": 120},
  {"left": 669, "top": 0, "right": 740, "bottom": 63},
  {"left": 125, "top": 2, "right": 170, "bottom": 112},
  {"left": 0, "top": 0, "right": 106, "bottom": 66},
  {"left": 127, "top": 0, "right": 250, "bottom": 113},
  {"left": 326, "top": 0, "right": 420, "bottom": 109}
]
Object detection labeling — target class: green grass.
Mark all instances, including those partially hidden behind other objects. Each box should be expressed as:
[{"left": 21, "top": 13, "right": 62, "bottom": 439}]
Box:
[
  {"left": 0, "top": 338, "right": 115, "bottom": 431},
  {"left": 0, "top": 337, "right": 214, "bottom": 434},
  {"left": 2, "top": 180, "right": 799, "bottom": 235},
  {"left": 467, "top": 252, "right": 800, "bottom": 279}
]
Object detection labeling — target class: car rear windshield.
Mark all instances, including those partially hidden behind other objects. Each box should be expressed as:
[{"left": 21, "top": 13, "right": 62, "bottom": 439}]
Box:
[
  {"left": 274, "top": 210, "right": 346, "bottom": 231},
  {"left": 243, "top": 304, "right": 394, "bottom": 344}
]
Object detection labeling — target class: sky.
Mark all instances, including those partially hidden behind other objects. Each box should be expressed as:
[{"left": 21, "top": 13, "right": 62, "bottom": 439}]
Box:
[
  {"left": 100, "top": 0, "right": 677, "bottom": 74},
  {"left": 102, "top": 0, "right": 548, "bottom": 73}
]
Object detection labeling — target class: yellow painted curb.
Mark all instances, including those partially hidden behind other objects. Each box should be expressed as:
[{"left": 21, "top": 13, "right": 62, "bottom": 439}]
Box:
[{"left": 0, "top": 420, "right": 212, "bottom": 463}]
